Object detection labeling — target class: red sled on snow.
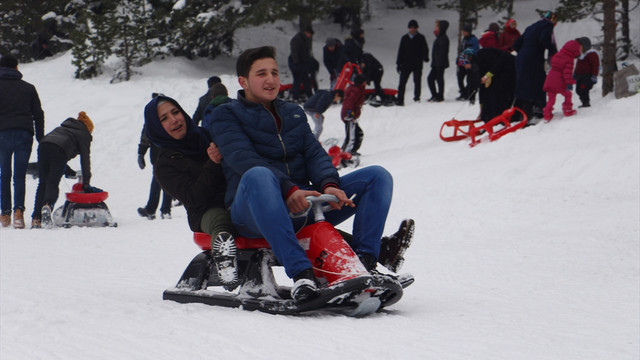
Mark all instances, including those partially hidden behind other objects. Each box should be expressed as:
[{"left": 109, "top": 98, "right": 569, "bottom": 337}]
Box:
[
  {"left": 163, "top": 195, "right": 412, "bottom": 316},
  {"left": 52, "top": 178, "right": 117, "bottom": 228},
  {"left": 439, "top": 107, "right": 528, "bottom": 147}
]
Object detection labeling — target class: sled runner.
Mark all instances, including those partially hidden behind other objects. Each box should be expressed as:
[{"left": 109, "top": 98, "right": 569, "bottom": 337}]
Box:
[
  {"left": 163, "top": 195, "right": 412, "bottom": 317},
  {"left": 439, "top": 107, "right": 528, "bottom": 147},
  {"left": 52, "top": 178, "right": 117, "bottom": 228}
]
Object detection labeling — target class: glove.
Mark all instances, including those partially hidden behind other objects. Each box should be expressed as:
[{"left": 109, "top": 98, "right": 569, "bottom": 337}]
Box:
[
  {"left": 483, "top": 72, "right": 493, "bottom": 88},
  {"left": 83, "top": 185, "right": 103, "bottom": 193},
  {"left": 344, "top": 111, "right": 355, "bottom": 121},
  {"left": 137, "top": 154, "right": 146, "bottom": 169},
  {"left": 567, "top": 84, "right": 574, "bottom": 91},
  {"left": 591, "top": 75, "right": 598, "bottom": 84}
]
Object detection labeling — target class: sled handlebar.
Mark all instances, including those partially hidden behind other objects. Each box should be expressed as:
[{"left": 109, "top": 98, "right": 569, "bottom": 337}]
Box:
[{"left": 289, "top": 194, "right": 339, "bottom": 222}]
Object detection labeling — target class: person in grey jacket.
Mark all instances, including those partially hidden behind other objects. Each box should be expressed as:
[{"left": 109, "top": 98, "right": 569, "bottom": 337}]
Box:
[
  {"left": 31, "top": 112, "right": 96, "bottom": 228},
  {"left": 0, "top": 55, "right": 45, "bottom": 229}
]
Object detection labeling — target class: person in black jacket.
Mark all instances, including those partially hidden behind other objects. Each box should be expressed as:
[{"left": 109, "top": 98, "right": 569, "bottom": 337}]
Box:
[
  {"left": 362, "top": 52, "right": 386, "bottom": 104},
  {"left": 338, "top": 28, "right": 366, "bottom": 73},
  {"left": 0, "top": 55, "right": 45, "bottom": 229},
  {"left": 395, "top": 19, "right": 429, "bottom": 106},
  {"left": 31, "top": 112, "right": 96, "bottom": 228},
  {"left": 289, "top": 26, "right": 316, "bottom": 103},
  {"left": 144, "top": 95, "right": 238, "bottom": 285},
  {"left": 192, "top": 76, "right": 221, "bottom": 125},
  {"left": 427, "top": 20, "right": 450, "bottom": 102},
  {"left": 323, "top": 38, "right": 343, "bottom": 85}
]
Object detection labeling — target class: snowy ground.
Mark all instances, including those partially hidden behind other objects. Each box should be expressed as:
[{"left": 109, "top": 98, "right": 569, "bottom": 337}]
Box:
[{"left": 1, "top": 1, "right": 639, "bottom": 359}]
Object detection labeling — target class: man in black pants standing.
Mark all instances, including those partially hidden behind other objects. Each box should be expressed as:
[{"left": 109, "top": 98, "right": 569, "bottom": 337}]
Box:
[{"left": 395, "top": 19, "right": 429, "bottom": 106}]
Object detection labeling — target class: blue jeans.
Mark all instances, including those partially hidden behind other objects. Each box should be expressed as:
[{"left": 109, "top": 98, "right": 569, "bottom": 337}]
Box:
[
  {"left": 230, "top": 165, "right": 393, "bottom": 278},
  {"left": 0, "top": 130, "right": 33, "bottom": 213}
]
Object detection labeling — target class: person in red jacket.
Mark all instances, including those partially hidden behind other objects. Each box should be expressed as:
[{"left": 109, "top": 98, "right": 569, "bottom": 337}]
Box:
[
  {"left": 479, "top": 23, "right": 500, "bottom": 49},
  {"left": 341, "top": 74, "right": 366, "bottom": 157},
  {"left": 499, "top": 19, "right": 521, "bottom": 53},
  {"left": 573, "top": 37, "right": 600, "bottom": 108},
  {"left": 542, "top": 40, "right": 582, "bottom": 121}
]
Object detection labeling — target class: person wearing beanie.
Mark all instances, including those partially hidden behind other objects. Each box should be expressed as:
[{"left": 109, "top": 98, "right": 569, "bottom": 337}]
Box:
[
  {"left": 456, "top": 24, "right": 479, "bottom": 101},
  {"left": 323, "top": 38, "right": 343, "bottom": 84},
  {"left": 0, "top": 54, "right": 45, "bottom": 229},
  {"left": 289, "top": 25, "right": 317, "bottom": 103},
  {"left": 192, "top": 75, "right": 222, "bottom": 125},
  {"left": 31, "top": 112, "right": 96, "bottom": 228},
  {"left": 201, "top": 83, "right": 231, "bottom": 128},
  {"left": 427, "top": 20, "right": 450, "bottom": 102},
  {"left": 479, "top": 23, "right": 500, "bottom": 49},
  {"left": 396, "top": 19, "right": 429, "bottom": 105},
  {"left": 513, "top": 11, "right": 558, "bottom": 122},
  {"left": 136, "top": 92, "right": 173, "bottom": 221},
  {"left": 341, "top": 73, "right": 367, "bottom": 157},
  {"left": 573, "top": 37, "right": 600, "bottom": 108}
]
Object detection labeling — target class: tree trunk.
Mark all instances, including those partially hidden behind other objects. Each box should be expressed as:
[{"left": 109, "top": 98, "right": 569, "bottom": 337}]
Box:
[
  {"left": 601, "top": 0, "right": 617, "bottom": 96},
  {"left": 619, "top": 0, "right": 630, "bottom": 60}
]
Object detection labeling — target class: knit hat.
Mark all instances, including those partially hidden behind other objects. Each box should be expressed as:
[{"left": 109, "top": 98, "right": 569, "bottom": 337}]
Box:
[
  {"left": 351, "top": 28, "right": 364, "bottom": 39},
  {"left": 576, "top": 37, "right": 592, "bottom": 51},
  {"left": 326, "top": 38, "right": 338, "bottom": 47},
  {"left": 462, "top": 23, "right": 472, "bottom": 33},
  {"left": 543, "top": 10, "right": 557, "bottom": 23},
  {"left": 408, "top": 19, "right": 419, "bottom": 29},
  {"left": 77, "top": 111, "right": 94, "bottom": 134},
  {"left": 0, "top": 55, "right": 18, "bottom": 68},
  {"left": 209, "top": 83, "right": 228, "bottom": 98},
  {"left": 207, "top": 76, "right": 221, "bottom": 88}
]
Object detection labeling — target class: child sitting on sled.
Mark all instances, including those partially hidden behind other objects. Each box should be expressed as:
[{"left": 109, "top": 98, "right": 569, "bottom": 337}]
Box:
[
  {"left": 542, "top": 39, "right": 582, "bottom": 121},
  {"left": 341, "top": 74, "right": 367, "bottom": 160}
]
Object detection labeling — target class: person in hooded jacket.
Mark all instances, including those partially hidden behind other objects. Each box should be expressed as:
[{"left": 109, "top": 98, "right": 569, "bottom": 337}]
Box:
[
  {"left": 499, "top": 19, "right": 521, "bottom": 53},
  {"left": 542, "top": 40, "right": 582, "bottom": 121},
  {"left": 513, "top": 11, "right": 558, "bottom": 122},
  {"left": 144, "top": 95, "right": 238, "bottom": 285},
  {"left": 479, "top": 23, "right": 500, "bottom": 49},
  {"left": 31, "top": 112, "right": 95, "bottom": 228},
  {"left": 427, "top": 20, "right": 450, "bottom": 102},
  {"left": 0, "top": 55, "right": 45, "bottom": 229},
  {"left": 395, "top": 19, "right": 429, "bottom": 105},
  {"left": 573, "top": 37, "right": 600, "bottom": 108}
]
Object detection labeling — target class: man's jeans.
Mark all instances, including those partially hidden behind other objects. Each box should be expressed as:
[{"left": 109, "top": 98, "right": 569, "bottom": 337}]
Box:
[
  {"left": 230, "top": 165, "right": 393, "bottom": 278},
  {"left": 0, "top": 130, "right": 33, "bottom": 213}
]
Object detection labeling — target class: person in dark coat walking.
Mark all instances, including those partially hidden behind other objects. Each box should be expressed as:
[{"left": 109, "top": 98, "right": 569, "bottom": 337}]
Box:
[
  {"left": 427, "top": 20, "right": 450, "bottom": 102},
  {"left": 31, "top": 112, "right": 96, "bottom": 228},
  {"left": 323, "top": 38, "right": 343, "bottom": 85},
  {"left": 513, "top": 11, "right": 558, "bottom": 122},
  {"left": 192, "top": 76, "right": 221, "bottom": 125},
  {"left": 0, "top": 55, "right": 45, "bottom": 229},
  {"left": 466, "top": 48, "right": 517, "bottom": 123},
  {"left": 289, "top": 26, "right": 316, "bottom": 103},
  {"left": 137, "top": 94, "right": 173, "bottom": 220},
  {"left": 395, "top": 19, "right": 429, "bottom": 105}
]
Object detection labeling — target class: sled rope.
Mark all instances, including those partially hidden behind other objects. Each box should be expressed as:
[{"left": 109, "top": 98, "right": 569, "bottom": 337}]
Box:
[{"left": 311, "top": 266, "right": 364, "bottom": 277}]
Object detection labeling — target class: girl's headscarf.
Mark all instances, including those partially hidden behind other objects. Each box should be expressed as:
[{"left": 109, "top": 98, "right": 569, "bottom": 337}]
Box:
[{"left": 143, "top": 95, "right": 211, "bottom": 157}]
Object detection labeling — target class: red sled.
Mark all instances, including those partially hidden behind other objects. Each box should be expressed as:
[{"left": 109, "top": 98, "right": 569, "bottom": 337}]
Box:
[
  {"left": 333, "top": 62, "right": 362, "bottom": 92},
  {"left": 163, "top": 195, "right": 411, "bottom": 316},
  {"left": 440, "top": 107, "right": 528, "bottom": 147}
]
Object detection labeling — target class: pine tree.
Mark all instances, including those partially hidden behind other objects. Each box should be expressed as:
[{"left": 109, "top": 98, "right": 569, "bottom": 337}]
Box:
[{"left": 70, "top": 5, "right": 114, "bottom": 79}]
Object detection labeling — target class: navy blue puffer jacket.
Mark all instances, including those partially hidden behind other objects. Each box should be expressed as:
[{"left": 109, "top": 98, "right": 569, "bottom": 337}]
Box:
[{"left": 207, "top": 91, "right": 340, "bottom": 207}]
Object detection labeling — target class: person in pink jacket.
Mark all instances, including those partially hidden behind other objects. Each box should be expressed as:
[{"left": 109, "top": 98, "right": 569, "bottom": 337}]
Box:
[{"left": 542, "top": 39, "right": 581, "bottom": 121}]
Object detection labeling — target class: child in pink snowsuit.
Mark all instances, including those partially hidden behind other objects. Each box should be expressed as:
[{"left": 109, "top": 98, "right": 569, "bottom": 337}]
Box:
[{"left": 542, "top": 39, "right": 582, "bottom": 121}]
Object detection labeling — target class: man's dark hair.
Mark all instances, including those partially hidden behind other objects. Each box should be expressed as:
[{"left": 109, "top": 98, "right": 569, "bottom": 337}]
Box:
[
  {"left": 236, "top": 46, "right": 276, "bottom": 78},
  {"left": 0, "top": 55, "right": 18, "bottom": 68}
]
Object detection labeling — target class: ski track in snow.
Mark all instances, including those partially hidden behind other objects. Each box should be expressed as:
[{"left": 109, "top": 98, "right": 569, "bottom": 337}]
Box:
[{"left": 2, "top": 1, "right": 639, "bottom": 359}]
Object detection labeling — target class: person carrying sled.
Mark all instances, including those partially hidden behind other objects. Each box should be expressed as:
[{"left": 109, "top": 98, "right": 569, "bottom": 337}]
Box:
[
  {"left": 341, "top": 74, "right": 367, "bottom": 160},
  {"left": 144, "top": 95, "right": 239, "bottom": 286},
  {"left": 206, "top": 46, "right": 412, "bottom": 303},
  {"left": 573, "top": 37, "right": 599, "bottom": 108},
  {"left": 542, "top": 39, "right": 581, "bottom": 121},
  {"left": 31, "top": 112, "right": 97, "bottom": 228}
]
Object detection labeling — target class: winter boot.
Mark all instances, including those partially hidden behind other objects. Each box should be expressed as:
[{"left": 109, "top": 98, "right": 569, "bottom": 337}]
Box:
[
  {"left": 31, "top": 219, "right": 42, "bottom": 229},
  {"left": 291, "top": 268, "right": 319, "bottom": 303},
  {"left": 563, "top": 109, "right": 577, "bottom": 117},
  {"left": 211, "top": 232, "right": 238, "bottom": 285},
  {"left": 137, "top": 207, "right": 155, "bottom": 220},
  {"left": 41, "top": 204, "right": 53, "bottom": 229},
  {"left": 0, "top": 211, "right": 10, "bottom": 227},
  {"left": 160, "top": 211, "right": 171, "bottom": 219},
  {"left": 13, "top": 209, "right": 25, "bottom": 229},
  {"left": 359, "top": 253, "right": 378, "bottom": 273},
  {"left": 379, "top": 219, "right": 415, "bottom": 273}
]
